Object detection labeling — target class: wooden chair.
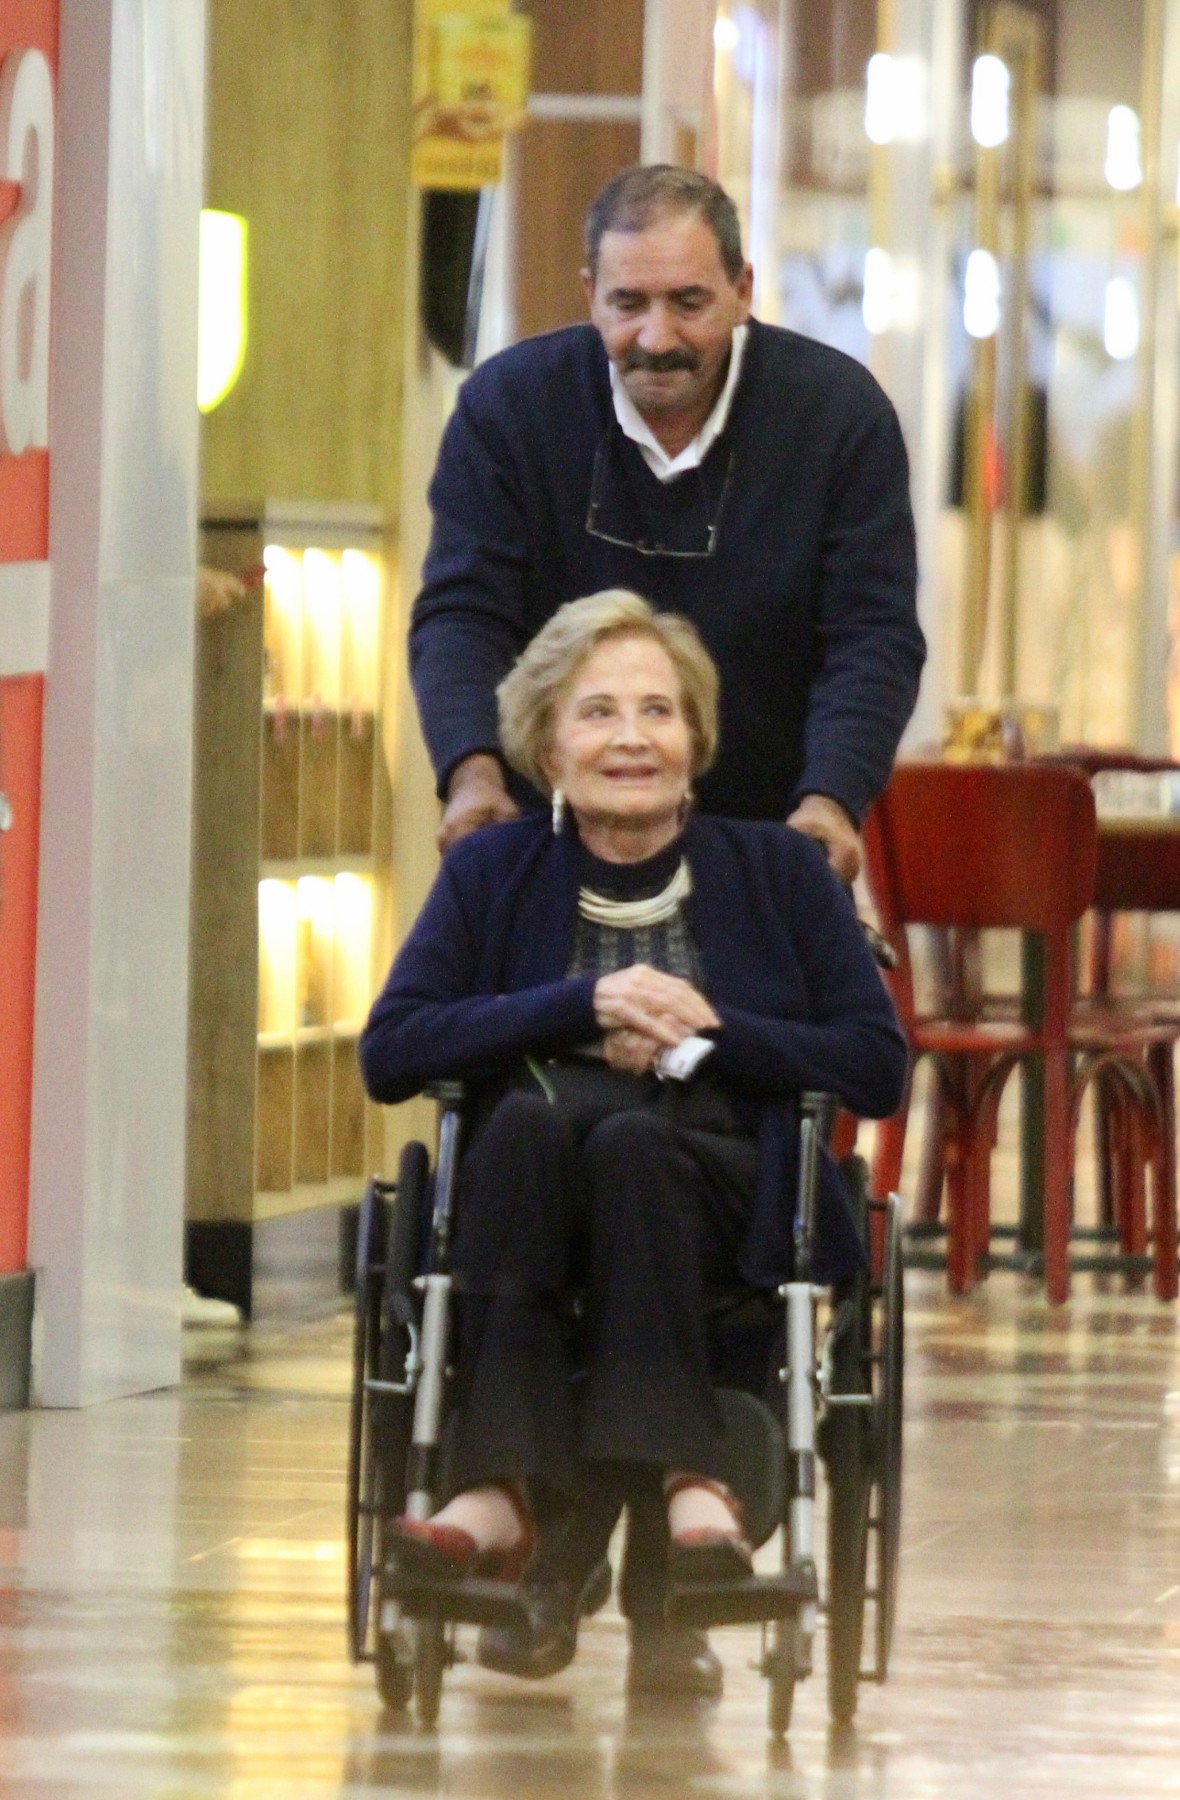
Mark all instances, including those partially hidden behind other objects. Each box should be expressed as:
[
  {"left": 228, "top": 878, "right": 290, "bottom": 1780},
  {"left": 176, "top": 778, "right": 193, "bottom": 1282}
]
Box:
[
  {"left": 1043, "top": 745, "right": 1180, "bottom": 1000},
  {"left": 864, "top": 761, "right": 1178, "bottom": 1303},
  {"left": 1045, "top": 747, "right": 1180, "bottom": 1263}
]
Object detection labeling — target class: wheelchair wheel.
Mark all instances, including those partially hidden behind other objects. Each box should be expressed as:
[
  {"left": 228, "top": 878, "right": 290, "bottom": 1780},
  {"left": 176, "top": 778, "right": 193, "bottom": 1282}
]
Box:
[
  {"left": 824, "top": 1155, "right": 874, "bottom": 1727},
  {"left": 377, "top": 1140, "right": 430, "bottom": 1522},
  {"left": 414, "top": 1618, "right": 447, "bottom": 1730},
  {"left": 347, "top": 1178, "right": 391, "bottom": 1663},
  {"left": 372, "top": 1143, "right": 430, "bottom": 1707},
  {"left": 346, "top": 1145, "right": 429, "bottom": 1696},
  {"left": 871, "top": 1192, "right": 905, "bottom": 1680}
]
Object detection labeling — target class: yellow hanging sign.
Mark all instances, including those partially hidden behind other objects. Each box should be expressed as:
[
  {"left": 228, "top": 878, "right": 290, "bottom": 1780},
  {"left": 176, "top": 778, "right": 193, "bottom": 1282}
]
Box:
[{"left": 412, "top": 0, "right": 532, "bottom": 189}]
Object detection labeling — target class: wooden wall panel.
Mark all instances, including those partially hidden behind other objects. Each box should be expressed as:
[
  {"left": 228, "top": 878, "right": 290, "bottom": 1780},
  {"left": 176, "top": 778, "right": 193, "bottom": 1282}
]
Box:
[
  {"left": 201, "top": 0, "right": 414, "bottom": 519},
  {"left": 509, "top": 0, "right": 645, "bottom": 341},
  {"left": 528, "top": 0, "right": 644, "bottom": 94},
  {"left": 515, "top": 120, "right": 642, "bottom": 339},
  {"left": 186, "top": 580, "right": 263, "bottom": 1228}
]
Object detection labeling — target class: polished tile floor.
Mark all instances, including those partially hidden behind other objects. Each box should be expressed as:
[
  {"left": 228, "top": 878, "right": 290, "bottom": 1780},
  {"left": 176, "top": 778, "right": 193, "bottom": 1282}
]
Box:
[{"left": 2, "top": 1258, "right": 1179, "bottom": 1799}]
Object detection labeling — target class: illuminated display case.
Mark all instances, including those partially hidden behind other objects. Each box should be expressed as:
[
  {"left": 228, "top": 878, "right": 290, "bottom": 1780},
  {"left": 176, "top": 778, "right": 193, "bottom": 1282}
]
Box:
[{"left": 187, "top": 503, "right": 392, "bottom": 1316}]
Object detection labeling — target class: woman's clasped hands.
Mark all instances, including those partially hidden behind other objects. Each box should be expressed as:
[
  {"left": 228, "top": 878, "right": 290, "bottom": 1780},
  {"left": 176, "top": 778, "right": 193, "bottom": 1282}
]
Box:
[{"left": 593, "top": 964, "right": 719, "bottom": 1075}]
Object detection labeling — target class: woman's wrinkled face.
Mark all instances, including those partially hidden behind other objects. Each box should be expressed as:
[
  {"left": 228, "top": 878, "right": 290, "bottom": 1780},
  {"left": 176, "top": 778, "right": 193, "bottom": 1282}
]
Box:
[{"left": 545, "top": 633, "right": 694, "bottom": 830}]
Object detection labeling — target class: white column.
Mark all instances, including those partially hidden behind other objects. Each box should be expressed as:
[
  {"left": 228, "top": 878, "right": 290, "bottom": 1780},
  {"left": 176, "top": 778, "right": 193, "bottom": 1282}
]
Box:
[
  {"left": 1135, "top": 0, "right": 1180, "bottom": 752},
  {"left": 641, "top": 0, "right": 666, "bottom": 161},
  {"left": 883, "top": 0, "right": 960, "bottom": 751},
  {"left": 641, "top": 0, "right": 711, "bottom": 165},
  {"left": 28, "top": 0, "right": 205, "bottom": 1405}
]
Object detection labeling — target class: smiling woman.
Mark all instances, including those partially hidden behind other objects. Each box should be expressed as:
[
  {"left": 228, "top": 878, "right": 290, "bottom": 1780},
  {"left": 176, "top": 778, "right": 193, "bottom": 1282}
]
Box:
[
  {"left": 545, "top": 632, "right": 693, "bottom": 857},
  {"left": 359, "top": 592, "right": 906, "bottom": 1645},
  {"left": 497, "top": 588, "right": 718, "bottom": 862}
]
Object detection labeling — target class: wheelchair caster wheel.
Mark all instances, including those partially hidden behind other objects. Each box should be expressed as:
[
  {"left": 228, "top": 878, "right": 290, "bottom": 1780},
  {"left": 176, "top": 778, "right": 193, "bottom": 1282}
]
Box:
[
  {"left": 763, "top": 1629, "right": 799, "bottom": 1738},
  {"left": 768, "top": 1666, "right": 795, "bottom": 1736},
  {"left": 375, "top": 1630, "right": 413, "bottom": 1712},
  {"left": 414, "top": 1618, "right": 446, "bottom": 1729}
]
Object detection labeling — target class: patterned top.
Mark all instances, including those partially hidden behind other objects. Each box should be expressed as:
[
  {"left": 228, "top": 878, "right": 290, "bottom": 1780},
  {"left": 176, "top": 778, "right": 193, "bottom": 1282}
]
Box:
[{"left": 567, "top": 837, "right": 704, "bottom": 986}]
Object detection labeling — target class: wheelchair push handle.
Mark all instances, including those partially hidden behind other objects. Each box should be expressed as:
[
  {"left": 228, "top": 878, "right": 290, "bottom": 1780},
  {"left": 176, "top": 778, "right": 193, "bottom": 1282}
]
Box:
[
  {"left": 859, "top": 915, "right": 898, "bottom": 971},
  {"left": 425, "top": 1079, "right": 468, "bottom": 1107}
]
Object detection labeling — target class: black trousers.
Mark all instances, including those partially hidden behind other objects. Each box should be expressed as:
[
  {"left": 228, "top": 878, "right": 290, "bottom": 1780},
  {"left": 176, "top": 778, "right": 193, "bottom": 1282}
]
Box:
[
  {"left": 443, "top": 1088, "right": 762, "bottom": 1623},
  {"left": 446, "top": 1088, "right": 759, "bottom": 1507}
]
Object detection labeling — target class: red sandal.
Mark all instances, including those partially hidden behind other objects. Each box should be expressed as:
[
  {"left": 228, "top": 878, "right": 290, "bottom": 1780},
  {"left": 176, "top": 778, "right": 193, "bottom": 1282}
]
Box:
[
  {"left": 390, "top": 1485, "right": 536, "bottom": 1584},
  {"left": 665, "top": 1474, "right": 753, "bottom": 1584}
]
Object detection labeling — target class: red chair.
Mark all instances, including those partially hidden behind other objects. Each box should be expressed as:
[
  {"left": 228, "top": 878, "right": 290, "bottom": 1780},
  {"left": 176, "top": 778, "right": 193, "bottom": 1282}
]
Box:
[
  {"left": 864, "top": 761, "right": 1178, "bottom": 1303},
  {"left": 1043, "top": 745, "right": 1180, "bottom": 1002},
  {"left": 1045, "top": 747, "right": 1180, "bottom": 1264}
]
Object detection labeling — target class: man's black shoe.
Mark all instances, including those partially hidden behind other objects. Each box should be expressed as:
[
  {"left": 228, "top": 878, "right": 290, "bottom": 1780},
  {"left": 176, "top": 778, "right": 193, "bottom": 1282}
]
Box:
[
  {"left": 476, "top": 1557, "right": 612, "bottom": 1680},
  {"left": 626, "top": 1624, "right": 723, "bottom": 1699}
]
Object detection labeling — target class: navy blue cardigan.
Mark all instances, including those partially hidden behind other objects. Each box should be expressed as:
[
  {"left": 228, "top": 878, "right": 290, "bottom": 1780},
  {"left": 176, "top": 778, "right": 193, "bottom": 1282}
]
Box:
[
  {"left": 359, "top": 815, "right": 908, "bottom": 1286},
  {"left": 410, "top": 318, "right": 925, "bottom": 826}
]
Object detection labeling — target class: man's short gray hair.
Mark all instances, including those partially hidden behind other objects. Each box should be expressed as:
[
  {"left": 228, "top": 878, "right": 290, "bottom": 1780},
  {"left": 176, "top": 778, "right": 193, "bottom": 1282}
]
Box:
[
  {"left": 497, "top": 591, "right": 720, "bottom": 795},
  {"left": 584, "top": 165, "right": 745, "bottom": 283}
]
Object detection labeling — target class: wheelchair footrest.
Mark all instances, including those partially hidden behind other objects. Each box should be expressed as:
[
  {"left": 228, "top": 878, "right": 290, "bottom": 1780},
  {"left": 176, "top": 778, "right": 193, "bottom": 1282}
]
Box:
[
  {"left": 665, "top": 1563, "right": 818, "bottom": 1629},
  {"left": 385, "top": 1568, "right": 536, "bottom": 1632}
]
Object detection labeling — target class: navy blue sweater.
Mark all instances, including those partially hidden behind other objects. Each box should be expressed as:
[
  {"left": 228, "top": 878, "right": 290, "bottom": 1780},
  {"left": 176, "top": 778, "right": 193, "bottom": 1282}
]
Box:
[
  {"left": 359, "top": 815, "right": 908, "bottom": 1285},
  {"left": 410, "top": 319, "right": 925, "bottom": 825}
]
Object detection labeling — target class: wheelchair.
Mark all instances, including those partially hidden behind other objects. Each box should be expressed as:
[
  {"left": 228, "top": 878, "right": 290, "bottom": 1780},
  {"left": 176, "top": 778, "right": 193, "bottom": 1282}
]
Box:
[{"left": 346, "top": 1083, "right": 904, "bottom": 1736}]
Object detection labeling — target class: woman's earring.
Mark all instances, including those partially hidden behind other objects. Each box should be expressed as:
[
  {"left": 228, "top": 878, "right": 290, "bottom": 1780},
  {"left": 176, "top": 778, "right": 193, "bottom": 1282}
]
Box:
[
  {"left": 551, "top": 787, "right": 565, "bottom": 834},
  {"left": 678, "top": 786, "right": 694, "bottom": 826}
]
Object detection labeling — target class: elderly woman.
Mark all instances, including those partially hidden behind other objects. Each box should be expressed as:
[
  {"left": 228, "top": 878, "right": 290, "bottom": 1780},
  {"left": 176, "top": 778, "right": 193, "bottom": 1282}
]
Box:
[{"left": 359, "top": 591, "right": 906, "bottom": 1590}]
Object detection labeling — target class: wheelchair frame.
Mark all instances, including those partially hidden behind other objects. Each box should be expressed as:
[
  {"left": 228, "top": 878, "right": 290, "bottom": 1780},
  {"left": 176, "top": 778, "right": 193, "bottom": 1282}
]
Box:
[{"left": 346, "top": 1085, "right": 904, "bottom": 1735}]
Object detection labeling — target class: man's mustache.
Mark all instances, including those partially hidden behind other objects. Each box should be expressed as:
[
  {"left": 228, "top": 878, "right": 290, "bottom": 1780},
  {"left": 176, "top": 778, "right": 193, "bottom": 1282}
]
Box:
[{"left": 621, "top": 348, "right": 699, "bottom": 374}]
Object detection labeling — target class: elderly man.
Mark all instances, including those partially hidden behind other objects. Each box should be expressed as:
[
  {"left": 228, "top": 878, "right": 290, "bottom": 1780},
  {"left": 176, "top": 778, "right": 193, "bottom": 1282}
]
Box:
[
  {"left": 407, "top": 164, "right": 924, "bottom": 1696},
  {"left": 411, "top": 163, "right": 924, "bottom": 882}
]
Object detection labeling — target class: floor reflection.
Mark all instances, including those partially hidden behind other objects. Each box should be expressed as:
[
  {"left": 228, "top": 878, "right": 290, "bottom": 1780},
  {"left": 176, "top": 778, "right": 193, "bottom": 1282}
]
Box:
[{"left": 0, "top": 1275, "right": 1178, "bottom": 1796}]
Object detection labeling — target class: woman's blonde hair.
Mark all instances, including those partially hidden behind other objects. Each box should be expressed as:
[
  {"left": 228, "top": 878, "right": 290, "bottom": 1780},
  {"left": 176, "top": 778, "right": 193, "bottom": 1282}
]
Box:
[{"left": 497, "top": 590, "right": 719, "bottom": 795}]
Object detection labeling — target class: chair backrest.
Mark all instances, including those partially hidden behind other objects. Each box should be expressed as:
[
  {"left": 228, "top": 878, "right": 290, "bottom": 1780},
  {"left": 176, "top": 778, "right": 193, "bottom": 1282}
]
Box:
[
  {"left": 1093, "top": 825, "right": 1180, "bottom": 915},
  {"left": 864, "top": 761, "right": 1097, "bottom": 937},
  {"left": 1045, "top": 748, "right": 1180, "bottom": 918}
]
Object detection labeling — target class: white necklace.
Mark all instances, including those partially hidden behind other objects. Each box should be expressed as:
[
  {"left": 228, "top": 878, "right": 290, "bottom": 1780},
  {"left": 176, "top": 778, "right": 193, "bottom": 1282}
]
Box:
[{"left": 578, "top": 858, "right": 692, "bottom": 929}]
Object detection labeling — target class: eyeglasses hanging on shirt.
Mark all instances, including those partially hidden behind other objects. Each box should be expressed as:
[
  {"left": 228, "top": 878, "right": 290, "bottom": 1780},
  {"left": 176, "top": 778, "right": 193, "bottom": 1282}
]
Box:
[{"left": 584, "top": 428, "right": 736, "bottom": 560}]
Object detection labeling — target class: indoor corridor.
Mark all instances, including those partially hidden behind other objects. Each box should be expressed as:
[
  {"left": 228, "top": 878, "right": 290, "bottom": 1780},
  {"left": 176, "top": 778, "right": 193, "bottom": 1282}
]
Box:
[{"left": 1, "top": 1265, "right": 1178, "bottom": 1798}]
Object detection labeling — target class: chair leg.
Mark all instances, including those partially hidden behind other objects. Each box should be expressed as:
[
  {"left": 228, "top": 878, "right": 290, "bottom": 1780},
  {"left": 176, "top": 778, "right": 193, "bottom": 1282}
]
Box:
[
  {"left": 1115, "top": 1081, "right": 1149, "bottom": 1261},
  {"left": 831, "top": 1109, "right": 858, "bottom": 1162},
  {"left": 1148, "top": 1041, "right": 1178, "bottom": 1302},
  {"left": 914, "top": 1068, "right": 948, "bottom": 1224},
  {"left": 967, "top": 1148, "right": 988, "bottom": 1280},
  {"left": 1095, "top": 1073, "right": 1116, "bottom": 1234},
  {"left": 944, "top": 1124, "right": 981, "bottom": 1296},
  {"left": 1044, "top": 1053, "right": 1072, "bottom": 1304},
  {"left": 1105, "top": 1080, "right": 1134, "bottom": 1253},
  {"left": 969, "top": 1085, "right": 1004, "bottom": 1280},
  {"left": 871, "top": 1082, "right": 911, "bottom": 1200}
]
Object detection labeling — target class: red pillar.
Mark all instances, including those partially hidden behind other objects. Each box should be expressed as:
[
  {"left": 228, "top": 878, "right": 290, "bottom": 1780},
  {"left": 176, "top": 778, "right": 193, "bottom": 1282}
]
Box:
[{"left": 0, "top": 674, "right": 44, "bottom": 1275}]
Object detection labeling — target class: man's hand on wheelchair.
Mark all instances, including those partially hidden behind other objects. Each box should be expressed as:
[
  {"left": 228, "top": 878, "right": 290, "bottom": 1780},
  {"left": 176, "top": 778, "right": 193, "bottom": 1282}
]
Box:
[
  {"left": 786, "top": 792, "right": 862, "bottom": 883},
  {"left": 439, "top": 754, "right": 522, "bottom": 851},
  {"left": 594, "top": 965, "right": 720, "bottom": 1048}
]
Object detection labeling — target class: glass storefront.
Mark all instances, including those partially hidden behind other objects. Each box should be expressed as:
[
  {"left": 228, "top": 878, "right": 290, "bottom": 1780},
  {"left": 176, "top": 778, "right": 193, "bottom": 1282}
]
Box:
[{"left": 705, "top": 0, "right": 1180, "bottom": 753}]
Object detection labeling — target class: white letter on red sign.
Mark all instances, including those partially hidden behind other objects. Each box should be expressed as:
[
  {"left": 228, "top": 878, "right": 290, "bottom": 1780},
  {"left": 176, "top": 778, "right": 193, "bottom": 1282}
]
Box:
[{"left": 0, "top": 48, "right": 54, "bottom": 457}]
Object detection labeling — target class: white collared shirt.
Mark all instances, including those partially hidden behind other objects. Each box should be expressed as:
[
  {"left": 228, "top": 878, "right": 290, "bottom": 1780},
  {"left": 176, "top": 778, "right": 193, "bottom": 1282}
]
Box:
[{"left": 608, "top": 324, "right": 748, "bottom": 484}]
